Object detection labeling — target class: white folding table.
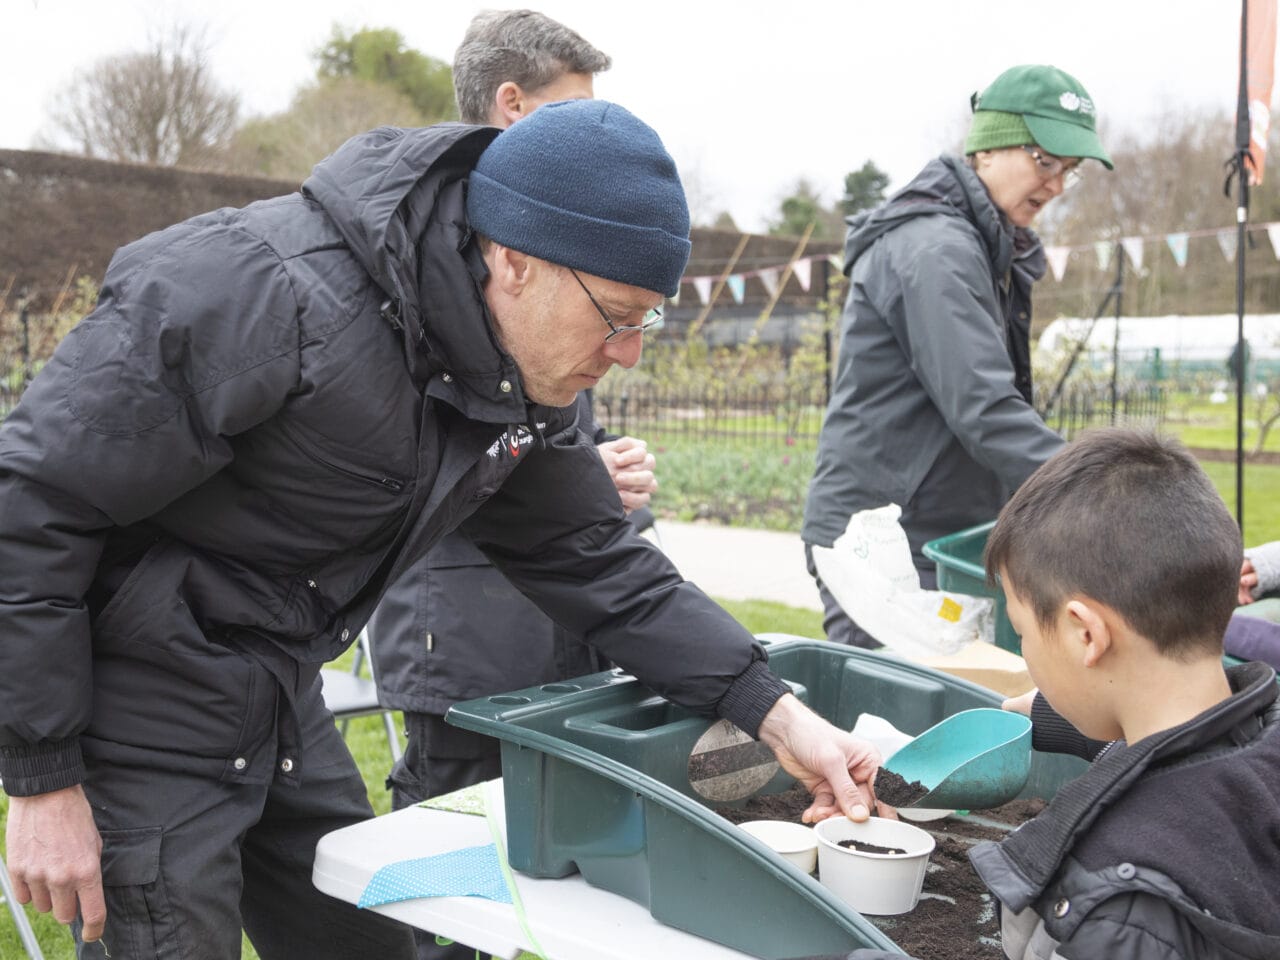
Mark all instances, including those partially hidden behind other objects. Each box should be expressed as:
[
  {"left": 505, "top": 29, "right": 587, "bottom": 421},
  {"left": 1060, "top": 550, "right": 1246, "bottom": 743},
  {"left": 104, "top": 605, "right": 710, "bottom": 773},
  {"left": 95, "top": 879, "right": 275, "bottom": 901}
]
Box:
[{"left": 312, "top": 779, "right": 758, "bottom": 960}]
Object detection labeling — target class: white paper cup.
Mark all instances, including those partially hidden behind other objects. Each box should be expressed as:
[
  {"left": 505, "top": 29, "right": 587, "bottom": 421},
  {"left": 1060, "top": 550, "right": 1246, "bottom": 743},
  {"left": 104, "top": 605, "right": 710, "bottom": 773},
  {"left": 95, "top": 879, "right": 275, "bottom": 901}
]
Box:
[
  {"left": 814, "top": 816, "right": 935, "bottom": 915},
  {"left": 738, "top": 819, "right": 818, "bottom": 873}
]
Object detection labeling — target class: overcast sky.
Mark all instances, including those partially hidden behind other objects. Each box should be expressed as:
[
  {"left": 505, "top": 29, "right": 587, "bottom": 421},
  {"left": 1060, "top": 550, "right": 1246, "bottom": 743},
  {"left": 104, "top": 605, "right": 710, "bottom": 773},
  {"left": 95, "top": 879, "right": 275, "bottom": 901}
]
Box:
[{"left": 5, "top": 0, "right": 1268, "bottom": 232}]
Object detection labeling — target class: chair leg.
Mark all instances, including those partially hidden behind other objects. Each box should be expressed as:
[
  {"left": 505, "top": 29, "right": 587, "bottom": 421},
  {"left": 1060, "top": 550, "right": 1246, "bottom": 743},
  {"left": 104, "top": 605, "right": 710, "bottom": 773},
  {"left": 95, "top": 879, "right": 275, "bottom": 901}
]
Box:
[{"left": 1, "top": 855, "right": 45, "bottom": 960}]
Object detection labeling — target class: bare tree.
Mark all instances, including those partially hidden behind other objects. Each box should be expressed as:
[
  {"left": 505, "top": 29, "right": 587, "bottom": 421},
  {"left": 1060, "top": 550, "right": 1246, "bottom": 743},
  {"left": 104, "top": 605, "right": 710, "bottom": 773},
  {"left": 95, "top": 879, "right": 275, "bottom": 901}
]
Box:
[{"left": 45, "top": 27, "right": 239, "bottom": 169}]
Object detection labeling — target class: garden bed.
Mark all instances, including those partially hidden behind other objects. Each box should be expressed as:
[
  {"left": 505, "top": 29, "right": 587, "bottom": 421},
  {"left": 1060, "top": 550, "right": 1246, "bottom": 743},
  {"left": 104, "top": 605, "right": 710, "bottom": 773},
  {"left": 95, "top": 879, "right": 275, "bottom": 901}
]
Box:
[{"left": 717, "top": 785, "right": 1047, "bottom": 960}]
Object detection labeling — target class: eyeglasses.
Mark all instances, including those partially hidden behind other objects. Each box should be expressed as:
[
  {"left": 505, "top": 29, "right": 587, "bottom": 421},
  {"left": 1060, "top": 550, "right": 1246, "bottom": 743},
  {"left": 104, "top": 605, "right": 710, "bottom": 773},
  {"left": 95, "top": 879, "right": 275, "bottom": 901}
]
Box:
[
  {"left": 1021, "top": 145, "right": 1084, "bottom": 188},
  {"left": 568, "top": 268, "right": 663, "bottom": 343}
]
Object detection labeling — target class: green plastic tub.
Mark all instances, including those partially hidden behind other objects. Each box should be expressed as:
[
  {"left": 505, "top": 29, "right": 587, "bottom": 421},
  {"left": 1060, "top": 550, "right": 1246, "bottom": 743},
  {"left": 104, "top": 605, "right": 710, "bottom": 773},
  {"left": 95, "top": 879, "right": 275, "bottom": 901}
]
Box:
[
  {"left": 447, "top": 636, "right": 1087, "bottom": 958},
  {"left": 922, "top": 521, "right": 1020, "bottom": 653},
  {"left": 923, "top": 521, "right": 1258, "bottom": 667}
]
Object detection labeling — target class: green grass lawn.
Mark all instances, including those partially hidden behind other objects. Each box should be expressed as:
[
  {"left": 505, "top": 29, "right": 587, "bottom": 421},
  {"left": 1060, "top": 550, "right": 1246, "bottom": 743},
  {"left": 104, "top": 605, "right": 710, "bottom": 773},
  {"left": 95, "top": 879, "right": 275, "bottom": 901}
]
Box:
[{"left": 0, "top": 597, "right": 823, "bottom": 960}]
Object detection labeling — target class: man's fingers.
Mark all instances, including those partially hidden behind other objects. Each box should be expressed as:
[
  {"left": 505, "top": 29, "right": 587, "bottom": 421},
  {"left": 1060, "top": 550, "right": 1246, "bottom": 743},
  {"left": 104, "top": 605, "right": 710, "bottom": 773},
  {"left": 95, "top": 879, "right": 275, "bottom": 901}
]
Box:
[{"left": 78, "top": 884, "right": 108, "bottom": 942}]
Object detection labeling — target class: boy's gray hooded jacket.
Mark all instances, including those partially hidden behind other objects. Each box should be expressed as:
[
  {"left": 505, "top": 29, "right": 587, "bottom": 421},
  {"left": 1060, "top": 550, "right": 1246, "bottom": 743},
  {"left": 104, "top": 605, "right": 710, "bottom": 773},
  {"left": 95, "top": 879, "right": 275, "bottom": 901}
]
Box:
[
  {"left": 802, "top": 156, "right": 1062, "bottom": 563},
  {"left": 0, "top": 123, "right": 785, "bottom": 795}
]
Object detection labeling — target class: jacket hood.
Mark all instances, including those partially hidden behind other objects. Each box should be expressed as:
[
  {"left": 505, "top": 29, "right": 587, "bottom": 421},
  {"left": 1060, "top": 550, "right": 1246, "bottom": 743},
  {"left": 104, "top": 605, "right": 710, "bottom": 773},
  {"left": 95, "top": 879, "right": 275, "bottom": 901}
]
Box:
[
  {"left": 843, "top": 155, "right": 1041, "bottom": 282},
  {"left": 303, "top": 123, "right": 497, "bottom": 323},
  {"left": 303, "top": 123, "right": 535, "bottom": 422}
]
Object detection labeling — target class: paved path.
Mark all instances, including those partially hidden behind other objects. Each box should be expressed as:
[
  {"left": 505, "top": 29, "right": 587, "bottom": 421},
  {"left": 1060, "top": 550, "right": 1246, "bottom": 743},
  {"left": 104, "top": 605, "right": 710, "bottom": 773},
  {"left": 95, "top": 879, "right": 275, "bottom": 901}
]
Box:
[{"left": 649, "top": 520, "right": 822, "bottom": 612}]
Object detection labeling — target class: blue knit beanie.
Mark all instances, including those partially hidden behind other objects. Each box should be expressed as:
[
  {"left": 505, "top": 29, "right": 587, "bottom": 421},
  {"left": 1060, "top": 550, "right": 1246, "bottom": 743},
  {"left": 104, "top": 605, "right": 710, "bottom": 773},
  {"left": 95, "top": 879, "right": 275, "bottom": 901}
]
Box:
[{"left": 466, "top": 100, "right": 691, "bottom": 297}]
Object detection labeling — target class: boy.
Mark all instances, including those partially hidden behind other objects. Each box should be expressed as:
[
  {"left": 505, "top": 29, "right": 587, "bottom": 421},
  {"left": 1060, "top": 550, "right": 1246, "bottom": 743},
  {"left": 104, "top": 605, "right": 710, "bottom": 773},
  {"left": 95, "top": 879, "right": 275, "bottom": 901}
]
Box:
[
  {"left": 972, "top": 429, "right": 1280, "bottom": 958},
  {"left": 822, "top": 430, "right": 1280, "bottom": 959}
]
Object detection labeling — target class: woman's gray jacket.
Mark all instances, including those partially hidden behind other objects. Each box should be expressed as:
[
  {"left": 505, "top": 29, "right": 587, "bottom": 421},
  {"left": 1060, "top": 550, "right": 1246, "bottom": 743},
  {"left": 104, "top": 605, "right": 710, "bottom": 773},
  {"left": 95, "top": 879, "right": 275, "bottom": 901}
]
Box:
[{"left": 802, "top": 156, "right": 1062, "bottom": 564}]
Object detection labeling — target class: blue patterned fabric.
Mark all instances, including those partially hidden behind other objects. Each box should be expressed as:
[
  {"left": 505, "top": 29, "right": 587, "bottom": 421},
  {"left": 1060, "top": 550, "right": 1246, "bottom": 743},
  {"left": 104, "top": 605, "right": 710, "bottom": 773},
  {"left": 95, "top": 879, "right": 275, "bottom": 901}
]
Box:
[{"left": 358, "top": 843, "right": 513, "bottom": 908}]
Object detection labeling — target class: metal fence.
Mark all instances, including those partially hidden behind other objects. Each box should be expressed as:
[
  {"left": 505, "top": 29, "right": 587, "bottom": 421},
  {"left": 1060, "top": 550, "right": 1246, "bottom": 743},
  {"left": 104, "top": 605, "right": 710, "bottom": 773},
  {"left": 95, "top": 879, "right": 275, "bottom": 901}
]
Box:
[
  {"left": 1041, "top": 384, "right": 1167, "bottom": 439},
  {"left": 592, "top": 383, "right": 828, "bottom": 446},
  {"left": 592, "top": 381, "right": 1168, "bottom": 447}
]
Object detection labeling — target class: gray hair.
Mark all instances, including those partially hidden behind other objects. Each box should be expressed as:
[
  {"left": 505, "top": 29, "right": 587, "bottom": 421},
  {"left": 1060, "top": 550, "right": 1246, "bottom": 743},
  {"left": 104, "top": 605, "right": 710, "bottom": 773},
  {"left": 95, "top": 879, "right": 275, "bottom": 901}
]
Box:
[{"left": 453, "top": 9, "right": 611, "bottom": 124}]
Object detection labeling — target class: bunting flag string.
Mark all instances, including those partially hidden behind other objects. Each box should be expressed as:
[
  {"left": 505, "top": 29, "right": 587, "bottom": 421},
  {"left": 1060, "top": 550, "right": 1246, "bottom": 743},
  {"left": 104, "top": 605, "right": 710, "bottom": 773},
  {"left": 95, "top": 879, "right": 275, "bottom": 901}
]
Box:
[
  {"left": 1045, "top": 246, "right": 1070, "bottom": 282},
  {"left": 668, "top": 219, "right": 1280, "bottom": 301},
  {"left": 1268, "top": 223, "right": 1280, "bottom": 260},
  {"left": 1094, "top": 241, "right": 1113, "bottom": 271},
  {"left": 726, "top": 274, "right": 746, "bottom": 304},
  {"left": 1121, "top": 237, "right": 1145, "bottom": 272},
  {"left": 758, "top": 268, "right": 780, "bottom": 299},
  {"left": 792, "top": 259, "right": 812, "bottom": 291},
  {"left": 1218, "top": 229, "right": 1239, "bottom": 263}
]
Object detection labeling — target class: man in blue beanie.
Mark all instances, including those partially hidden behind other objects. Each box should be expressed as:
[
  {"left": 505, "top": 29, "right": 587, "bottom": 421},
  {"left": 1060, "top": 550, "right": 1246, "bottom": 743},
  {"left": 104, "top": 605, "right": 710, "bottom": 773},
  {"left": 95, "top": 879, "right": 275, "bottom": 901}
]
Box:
[{"left": 0, "top": 98, "right": 883, "bottom": 958}]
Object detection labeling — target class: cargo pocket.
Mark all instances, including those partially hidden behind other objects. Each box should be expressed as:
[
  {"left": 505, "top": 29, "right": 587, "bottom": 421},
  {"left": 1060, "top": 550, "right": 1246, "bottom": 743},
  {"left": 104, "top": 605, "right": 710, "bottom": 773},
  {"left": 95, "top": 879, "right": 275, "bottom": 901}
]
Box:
[{"left": 94, "top": 826, "right": 180, "bottom": 959}]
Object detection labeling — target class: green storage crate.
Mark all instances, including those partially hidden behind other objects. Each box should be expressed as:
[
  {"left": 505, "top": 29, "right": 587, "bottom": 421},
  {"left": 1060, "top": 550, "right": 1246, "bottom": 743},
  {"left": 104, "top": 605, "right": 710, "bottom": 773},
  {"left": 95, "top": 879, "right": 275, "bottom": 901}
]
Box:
[
  {"left": 922, "top": 520, "right": 1022, "bottom": 653},
  {"left": 447, "top": 636, "right": 1087, "bottom": 959}
]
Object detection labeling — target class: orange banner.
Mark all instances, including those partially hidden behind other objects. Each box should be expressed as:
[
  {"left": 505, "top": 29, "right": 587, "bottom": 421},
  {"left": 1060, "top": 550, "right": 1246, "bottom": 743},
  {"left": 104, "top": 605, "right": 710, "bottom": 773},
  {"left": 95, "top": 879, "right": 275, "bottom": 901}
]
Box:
[{"left": 1247, "top": 0, "right": 1278, "bottom": 184}]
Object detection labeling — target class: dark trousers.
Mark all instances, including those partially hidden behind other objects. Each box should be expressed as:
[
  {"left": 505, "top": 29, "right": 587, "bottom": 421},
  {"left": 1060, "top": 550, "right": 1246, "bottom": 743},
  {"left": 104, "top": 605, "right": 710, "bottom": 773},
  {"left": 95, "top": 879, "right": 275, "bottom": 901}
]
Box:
[
  {"left": 386, "top": 712, "right": 503, "bottom": 960},
  {"left": 73, "top": 677, "right": 415, "bottom": 960},
  {"left": 803, "top": 543, "right": 937, "bottom": 650}
]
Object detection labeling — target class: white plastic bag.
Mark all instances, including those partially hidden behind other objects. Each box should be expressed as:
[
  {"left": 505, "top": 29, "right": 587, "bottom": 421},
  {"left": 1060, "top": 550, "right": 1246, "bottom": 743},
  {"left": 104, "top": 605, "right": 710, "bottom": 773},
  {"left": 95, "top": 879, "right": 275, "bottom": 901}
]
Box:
[{"left": 811, "top": 504, "right": 993, "bottom": 657}]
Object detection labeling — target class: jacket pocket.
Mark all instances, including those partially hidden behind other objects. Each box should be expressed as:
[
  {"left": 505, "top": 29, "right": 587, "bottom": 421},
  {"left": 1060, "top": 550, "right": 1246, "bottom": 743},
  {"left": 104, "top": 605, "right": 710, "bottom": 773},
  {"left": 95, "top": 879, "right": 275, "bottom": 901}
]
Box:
[{"left": 97, "top": 826, "right": 180, "bottom": 959}]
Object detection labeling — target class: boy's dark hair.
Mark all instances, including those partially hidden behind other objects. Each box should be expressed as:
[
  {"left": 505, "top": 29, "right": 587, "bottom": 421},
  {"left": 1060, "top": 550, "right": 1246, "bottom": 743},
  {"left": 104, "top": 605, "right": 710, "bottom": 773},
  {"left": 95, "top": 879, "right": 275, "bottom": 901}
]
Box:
[
  {"left": 453, "top": 9, "right": 611, "bottom": 125},
  {"left": 984, "top": 429, "right": 1241, "bottom": 656}
]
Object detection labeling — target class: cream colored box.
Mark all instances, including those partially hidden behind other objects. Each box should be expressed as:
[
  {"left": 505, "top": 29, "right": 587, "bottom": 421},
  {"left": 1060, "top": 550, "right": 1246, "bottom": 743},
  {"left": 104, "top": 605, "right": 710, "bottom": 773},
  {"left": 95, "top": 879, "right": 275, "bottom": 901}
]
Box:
[{"left": 907, "top": 641, "right": 1034, "bottom": 698}]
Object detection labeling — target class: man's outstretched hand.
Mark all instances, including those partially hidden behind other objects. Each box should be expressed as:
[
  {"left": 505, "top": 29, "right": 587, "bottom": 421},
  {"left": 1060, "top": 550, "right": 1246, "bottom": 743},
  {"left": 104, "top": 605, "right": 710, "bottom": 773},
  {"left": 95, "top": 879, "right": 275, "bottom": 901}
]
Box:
[{"left": 757, "top": 694, "right": 881, "bottom": 823}]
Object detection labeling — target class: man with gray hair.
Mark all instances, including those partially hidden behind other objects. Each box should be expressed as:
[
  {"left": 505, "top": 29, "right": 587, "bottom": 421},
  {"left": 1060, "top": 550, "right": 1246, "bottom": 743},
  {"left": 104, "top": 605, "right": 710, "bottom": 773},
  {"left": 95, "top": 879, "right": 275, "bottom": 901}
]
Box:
[{"left": 452, "top": 8, "right": 611, "bottom": 125}]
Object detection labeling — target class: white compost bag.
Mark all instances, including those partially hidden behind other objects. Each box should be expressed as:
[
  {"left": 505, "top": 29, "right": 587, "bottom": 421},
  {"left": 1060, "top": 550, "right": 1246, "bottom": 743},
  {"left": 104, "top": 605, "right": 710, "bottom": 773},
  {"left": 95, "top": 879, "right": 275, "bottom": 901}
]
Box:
[{"left": 810, "top": 504, "right": 993, "bottom": 657}]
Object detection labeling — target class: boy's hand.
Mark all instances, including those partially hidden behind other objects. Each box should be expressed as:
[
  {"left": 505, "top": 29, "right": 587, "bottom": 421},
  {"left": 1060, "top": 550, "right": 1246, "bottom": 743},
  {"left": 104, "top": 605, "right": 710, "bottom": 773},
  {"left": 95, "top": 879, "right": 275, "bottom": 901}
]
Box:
[
  {"left": 1002, "top": 688, "right": 1037, "bottom": 716},
  {"left": 1239, "top": 558, "right": 1258, "bottom": 605}
]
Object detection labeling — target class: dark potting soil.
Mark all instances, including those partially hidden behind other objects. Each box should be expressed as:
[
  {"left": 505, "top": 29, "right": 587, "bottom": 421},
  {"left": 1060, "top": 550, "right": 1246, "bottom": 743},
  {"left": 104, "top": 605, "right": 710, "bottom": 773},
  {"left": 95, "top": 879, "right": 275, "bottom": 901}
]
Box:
[
  {"left": 838, "top": 838, "right": 906, "bottom": 855},
  {"left": 874, "top": 769, "right": 930, "bottom": 807},
  {"left": 714, "top": 785, "right": 1049, "bottom": 960}
]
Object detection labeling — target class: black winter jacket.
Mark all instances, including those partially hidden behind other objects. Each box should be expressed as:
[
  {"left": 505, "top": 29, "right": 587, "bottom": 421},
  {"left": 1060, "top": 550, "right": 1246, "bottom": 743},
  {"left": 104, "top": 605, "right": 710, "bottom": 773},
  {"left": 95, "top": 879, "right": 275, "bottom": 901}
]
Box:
[
  {"left": 369, "top": 391, "right": 612, "bottom": 715},
  {"left": 0, "top": 123, "right": 786, "bottom": 796},
  {"left": 971, "top": 661, "right": 1280, "bottom": 959}
]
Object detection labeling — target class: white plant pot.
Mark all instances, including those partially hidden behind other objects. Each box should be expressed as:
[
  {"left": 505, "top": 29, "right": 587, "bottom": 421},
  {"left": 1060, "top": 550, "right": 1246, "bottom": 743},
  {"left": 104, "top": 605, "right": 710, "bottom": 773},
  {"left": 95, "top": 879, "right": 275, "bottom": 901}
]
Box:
[
  {"left": 737, "top": 819, "right": 818, "bottom": 873},
  {"left": 814, "top": 816, "right": 935, "bottom": 915}
]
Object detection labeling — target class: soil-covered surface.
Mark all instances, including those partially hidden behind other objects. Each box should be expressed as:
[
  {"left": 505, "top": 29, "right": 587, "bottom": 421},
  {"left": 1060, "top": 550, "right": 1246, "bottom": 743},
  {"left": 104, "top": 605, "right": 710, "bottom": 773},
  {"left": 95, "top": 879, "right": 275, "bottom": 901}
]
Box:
[
  {"left": 715, "top": 785, "right": 1048, "bottom": 960},
  {"left": 873, "top": 769, "right": 930, "bottom": 808}
]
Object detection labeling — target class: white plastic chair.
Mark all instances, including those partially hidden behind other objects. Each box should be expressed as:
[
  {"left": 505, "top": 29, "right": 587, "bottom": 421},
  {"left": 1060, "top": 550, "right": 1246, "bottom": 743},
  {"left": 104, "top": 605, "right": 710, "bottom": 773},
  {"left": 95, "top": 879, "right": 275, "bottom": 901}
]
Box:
[{"left": 320, "top": 630, "right": 402, "bottom": 762}]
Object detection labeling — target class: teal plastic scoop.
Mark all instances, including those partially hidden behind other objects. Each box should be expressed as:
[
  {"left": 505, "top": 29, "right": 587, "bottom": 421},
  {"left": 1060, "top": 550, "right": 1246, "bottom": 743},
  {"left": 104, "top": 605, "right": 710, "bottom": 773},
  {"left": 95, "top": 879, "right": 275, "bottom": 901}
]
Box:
[{"left": 880, "top": 708, "right": 1032, "bottom": 810}]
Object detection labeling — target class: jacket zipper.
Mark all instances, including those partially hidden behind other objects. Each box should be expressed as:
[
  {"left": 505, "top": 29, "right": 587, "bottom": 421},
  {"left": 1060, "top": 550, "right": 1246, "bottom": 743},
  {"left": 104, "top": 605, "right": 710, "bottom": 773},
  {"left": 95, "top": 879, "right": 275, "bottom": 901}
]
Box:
[{"left": 281, "top": 425, "right": 407, "bottom": 492}]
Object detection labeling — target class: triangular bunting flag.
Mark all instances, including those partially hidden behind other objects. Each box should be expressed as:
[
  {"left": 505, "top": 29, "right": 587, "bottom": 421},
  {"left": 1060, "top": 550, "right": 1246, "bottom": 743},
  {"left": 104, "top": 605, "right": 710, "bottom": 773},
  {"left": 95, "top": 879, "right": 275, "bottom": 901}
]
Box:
[
  {"left": 828, "top": 253, "right": 843, "bottom": 271},
  {"left": 1045, "top": 246, "right": 1070, "bottom": 282},
  {"left": 793, "top": 258, "right": 812, "bottom": 291},
  {"left": 693, "top": 276, "right": 712, "bottom": 305},
  {"left": 726, "top": 275, "right": 746, "bottom": 304},
  {"left": 759, "top": 268, "right": 780, "bottom": 299},
  {"left": 1094, "top": 241, "right": 1113, "bottom": 271},
  {"left": 1268, "top": 224, "right": 1280, "bottom": 260},
  {"left": 1217, "top": 229, "right": 1239, "bottom": 262},
  {"left": 1120, "top": 237, "right": 1144, "bottom": 272},
  {"left": 1165, "top": 233, "right": 1189, "bottom": 268}
]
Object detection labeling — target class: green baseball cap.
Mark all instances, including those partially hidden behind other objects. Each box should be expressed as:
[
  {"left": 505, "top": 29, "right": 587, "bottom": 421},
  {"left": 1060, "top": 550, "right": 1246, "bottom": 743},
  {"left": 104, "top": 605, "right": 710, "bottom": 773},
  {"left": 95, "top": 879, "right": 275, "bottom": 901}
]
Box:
[{"left": 968, "top": 64, "right": 1113, "bottom": 169}]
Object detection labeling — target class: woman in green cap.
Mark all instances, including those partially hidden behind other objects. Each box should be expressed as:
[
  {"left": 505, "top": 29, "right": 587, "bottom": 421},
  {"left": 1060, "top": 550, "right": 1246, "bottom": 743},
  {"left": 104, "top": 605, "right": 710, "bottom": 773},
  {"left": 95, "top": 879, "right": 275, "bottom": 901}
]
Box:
[{"left": 802, "top": 64, "right": 1112, "bottom": 650}]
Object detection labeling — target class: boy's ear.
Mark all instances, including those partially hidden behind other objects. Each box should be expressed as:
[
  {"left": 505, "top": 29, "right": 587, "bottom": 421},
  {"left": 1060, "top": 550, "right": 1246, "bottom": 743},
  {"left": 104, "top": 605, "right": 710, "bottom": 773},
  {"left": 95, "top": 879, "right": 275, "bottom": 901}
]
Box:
[{"left": 1063, "top": 598, "right": 1112, "bottom": 668}]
